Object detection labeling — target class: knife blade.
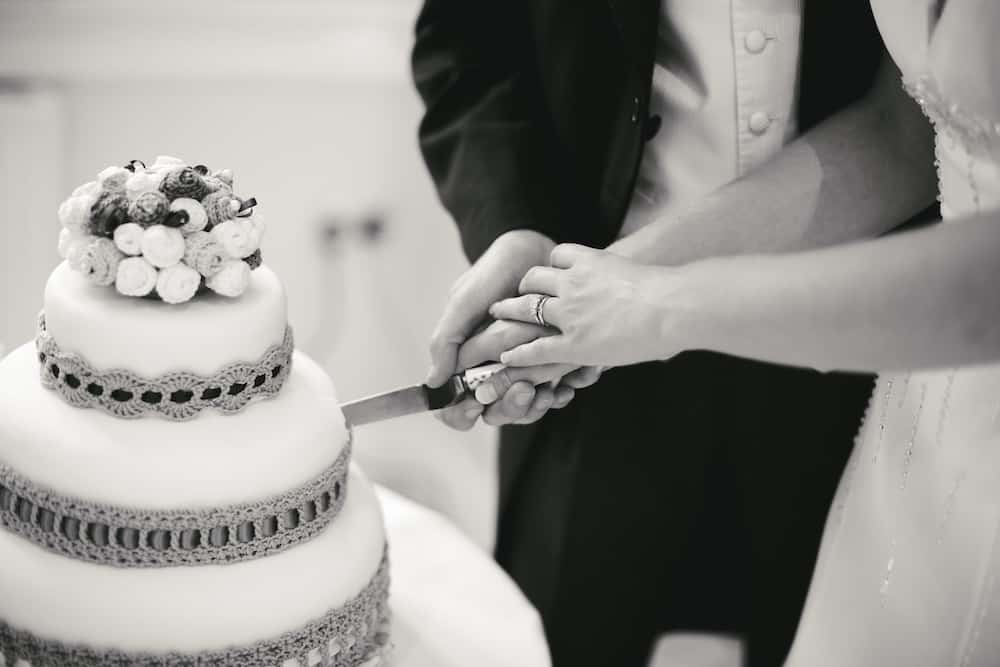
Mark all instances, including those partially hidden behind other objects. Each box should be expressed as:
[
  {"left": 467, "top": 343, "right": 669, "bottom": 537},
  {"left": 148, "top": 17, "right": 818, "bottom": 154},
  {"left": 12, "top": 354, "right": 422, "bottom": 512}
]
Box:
[{"left": 340, "top": 363, "right": 506, "bottom": 426}]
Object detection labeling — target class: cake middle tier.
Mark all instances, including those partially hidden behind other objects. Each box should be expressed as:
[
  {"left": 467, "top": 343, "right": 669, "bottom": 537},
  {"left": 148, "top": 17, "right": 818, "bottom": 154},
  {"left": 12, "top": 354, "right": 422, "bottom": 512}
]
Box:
[
  {"left": 0, "top": 344, "right": 348, "bottom": 509},
  {"left": 0, "top": 467, "right": 386, "bottom": 655}
]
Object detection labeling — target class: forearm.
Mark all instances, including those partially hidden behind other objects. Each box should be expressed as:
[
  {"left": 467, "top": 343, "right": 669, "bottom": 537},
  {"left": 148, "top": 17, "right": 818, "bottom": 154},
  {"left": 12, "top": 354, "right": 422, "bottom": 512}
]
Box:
[
  {"left": 679, "top": 214, "right": 1000, "bottom": 372},
  {"left": 610, "top": 58, "right": 937, "bottom": 265}
]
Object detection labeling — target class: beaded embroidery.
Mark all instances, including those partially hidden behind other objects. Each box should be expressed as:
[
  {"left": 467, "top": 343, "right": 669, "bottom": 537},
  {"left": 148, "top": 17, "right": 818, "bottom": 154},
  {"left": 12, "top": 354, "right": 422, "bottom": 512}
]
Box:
[
  {"left": 904, "top": 75, "right": 1000, "bottom": 152},
  {"left": 0, "top": 549, "right": 390, "bottom": 667},
  {"left": 0, "top": 439, "right": 351, "bottom": 568},
  {"left": 35, "top": 313, "right": 294, "bottom": 420}
]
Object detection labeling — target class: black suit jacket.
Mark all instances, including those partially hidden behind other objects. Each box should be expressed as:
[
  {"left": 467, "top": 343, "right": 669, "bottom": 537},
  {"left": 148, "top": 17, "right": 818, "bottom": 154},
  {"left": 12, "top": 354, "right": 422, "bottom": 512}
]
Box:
[{"left": 412, "top": 0, "right": 884, "bottom": 263}]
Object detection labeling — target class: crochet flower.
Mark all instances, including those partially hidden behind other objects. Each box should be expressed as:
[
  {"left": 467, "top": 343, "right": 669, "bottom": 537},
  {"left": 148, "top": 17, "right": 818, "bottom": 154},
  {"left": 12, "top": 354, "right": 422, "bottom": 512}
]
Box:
[
  {"left": 183, "top": 231, "right": 227, "bottom": 277},
  {"left": 125, "top": 170, "right": 164, "bottom": 201},
  {"left": 201, "top": 191, "right": 240, "bottom": 227},
  {"left": 214, "top": 168, "right": 234, "bottom": 187},
  {"left": 169, "top": 198, "right": 208, "bottom": 233},
  {"left": 72, "top": 181, "right": 101, "bottom": 198},
  {"left": 140, "top": 225, "right": 186, "bottom": 268},
  {"left": 160, "top": 166, "right": 208, "bottom": 201},
  {"left": 65, "top": 235, "right": 95, "bottom": 271},
  {"left": 128, "top": 191, "right": 170, "bottom": 227},
  {"left": 58, "top": 194, "right": 97, "bottom": 236},
  {"left": 211, "top": 219, "right": 258, "bottom": 259},
  {"left": 97, "top": 165, "right": 131, "bottom": 191},
  {"left": 202, "top": 174, "right": 232, "bottom": 195},
  {"left": 57, "top": 228, "right": 89, "bottom": 260},
  {"left": 156, "top": 263, "right": 201, "bottom": 304},
  {"left": 115, "top": 256, "right": 158, "bottom": 297},
  {"left": 113, "top": 222, "right": 145, "bottom": 256},
  {"left": 89, "top": 191, "right": 130, "bottom": 238},
  {"left": 206, "top": 259, "right": 250, "bottom": 297},
  {"left": 79, "top": 238, "right": 124, "bottom": 287}
]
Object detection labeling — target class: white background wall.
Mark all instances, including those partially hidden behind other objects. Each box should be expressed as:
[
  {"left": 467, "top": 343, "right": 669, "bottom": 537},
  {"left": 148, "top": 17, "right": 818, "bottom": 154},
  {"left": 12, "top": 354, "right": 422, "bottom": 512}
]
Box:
[{"left": 0, "top": 0, "right": 498, "bottom": 550}]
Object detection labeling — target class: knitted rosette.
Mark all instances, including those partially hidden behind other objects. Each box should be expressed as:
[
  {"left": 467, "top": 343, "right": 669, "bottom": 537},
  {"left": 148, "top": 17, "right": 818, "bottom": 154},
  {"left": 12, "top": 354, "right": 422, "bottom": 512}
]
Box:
[{"left": 58, "top": 157, "right": 263, "bottom": 304}]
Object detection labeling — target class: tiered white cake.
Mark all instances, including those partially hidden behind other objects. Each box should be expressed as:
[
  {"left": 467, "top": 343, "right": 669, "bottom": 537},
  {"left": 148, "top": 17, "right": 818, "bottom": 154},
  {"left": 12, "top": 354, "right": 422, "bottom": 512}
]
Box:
[{"left": 0, "top": 159, "right": 389, "bottom": 667}]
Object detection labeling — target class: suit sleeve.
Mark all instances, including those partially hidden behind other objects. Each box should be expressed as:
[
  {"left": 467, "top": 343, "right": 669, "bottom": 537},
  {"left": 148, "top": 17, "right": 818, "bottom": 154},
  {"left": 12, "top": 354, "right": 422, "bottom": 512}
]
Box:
[{"left": 411, "top": 0, "right": 572, "bottom": 262}]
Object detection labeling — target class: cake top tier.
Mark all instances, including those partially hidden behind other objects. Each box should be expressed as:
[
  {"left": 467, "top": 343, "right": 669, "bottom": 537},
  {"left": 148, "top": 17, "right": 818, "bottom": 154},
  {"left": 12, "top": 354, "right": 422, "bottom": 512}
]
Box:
[
  {"left": 44, "top": 261, "right": 288, "bottom": 379},
  {"left": 57, "top": 156, "right": 263, "bottom": 305}
]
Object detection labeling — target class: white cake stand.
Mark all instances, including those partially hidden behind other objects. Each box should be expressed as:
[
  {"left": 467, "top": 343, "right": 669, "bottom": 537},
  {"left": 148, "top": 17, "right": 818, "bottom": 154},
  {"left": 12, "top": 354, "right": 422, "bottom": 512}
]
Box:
[{"left": 376, "top": 486, "right": 551, "bottom": 667}]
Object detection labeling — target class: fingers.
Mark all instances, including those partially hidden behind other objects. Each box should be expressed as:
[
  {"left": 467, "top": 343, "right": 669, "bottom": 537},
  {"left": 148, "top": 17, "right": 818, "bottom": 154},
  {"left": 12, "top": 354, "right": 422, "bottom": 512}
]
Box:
[
  {"left": 512, "top": 385, "right": 556, "bottom": 424},
  {"left": 435, "top": 397, "right": 484, "bottom": 431},
  {"left": 551, "top": 385, "right": 575, "bottom": 409},
  {"left": 457, "top": 320, "right": 552, "bottom": 370},
  {"left": 561, "top": 365, "right": 603, "bottom": 389},
  {"left": 490, "top": 294, "right": 564, "bottom": 328},
  {"left": 465, "top": 378, "right": 579, "bottom": 429},
  {"left": 500, "top": 336, "right": 567, "bottom": 367},
  {"left": 474, "top": 363, "right": 576, "bottom": 404},
  {"left": 518, "top": 266, "right": 563, "bottom": 296},
  {"left": 482, "top": 381, "right": 536, "bottom": 426},
  {"left": 549, "top": 243, "right": 598, "bottom": 269}
]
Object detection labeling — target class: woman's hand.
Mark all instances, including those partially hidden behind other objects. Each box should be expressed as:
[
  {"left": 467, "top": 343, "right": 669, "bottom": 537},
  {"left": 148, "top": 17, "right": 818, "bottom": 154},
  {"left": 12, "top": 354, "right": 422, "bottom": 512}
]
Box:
[{"left": 491, "top": 244, "right": 693, "bottom": 368}]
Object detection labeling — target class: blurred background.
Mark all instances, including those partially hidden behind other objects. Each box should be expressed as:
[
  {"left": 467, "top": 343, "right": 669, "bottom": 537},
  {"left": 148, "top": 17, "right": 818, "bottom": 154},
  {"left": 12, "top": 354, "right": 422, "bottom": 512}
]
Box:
[{"left": 0, "top": 0, "right": 497, "bottom": 550}]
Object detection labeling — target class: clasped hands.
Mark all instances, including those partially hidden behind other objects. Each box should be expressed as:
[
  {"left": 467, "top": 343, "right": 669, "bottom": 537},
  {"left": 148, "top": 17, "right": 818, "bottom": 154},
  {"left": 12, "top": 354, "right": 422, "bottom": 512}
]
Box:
[{"left": 428, "top": 230, "right": 683, "bottom": 430}]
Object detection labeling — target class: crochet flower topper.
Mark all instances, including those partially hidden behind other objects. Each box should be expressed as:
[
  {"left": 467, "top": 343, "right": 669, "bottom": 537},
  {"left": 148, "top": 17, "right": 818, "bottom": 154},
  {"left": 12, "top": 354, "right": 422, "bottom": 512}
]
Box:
[{"left": 57, "top": 156, "right": 264, "bottom": 305}]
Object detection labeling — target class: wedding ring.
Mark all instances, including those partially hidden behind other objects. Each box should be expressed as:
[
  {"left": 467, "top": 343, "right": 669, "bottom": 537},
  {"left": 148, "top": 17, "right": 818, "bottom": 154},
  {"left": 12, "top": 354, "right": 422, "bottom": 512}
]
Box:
[{"left": 533, "top": 295, "right": 550, "bottom": 327}]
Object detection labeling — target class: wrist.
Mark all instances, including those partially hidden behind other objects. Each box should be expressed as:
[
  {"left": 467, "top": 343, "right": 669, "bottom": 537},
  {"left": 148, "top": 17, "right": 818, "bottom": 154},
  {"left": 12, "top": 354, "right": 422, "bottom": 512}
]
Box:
[{"left": 653, "top": 259, "right": 730, "bottom": 358}]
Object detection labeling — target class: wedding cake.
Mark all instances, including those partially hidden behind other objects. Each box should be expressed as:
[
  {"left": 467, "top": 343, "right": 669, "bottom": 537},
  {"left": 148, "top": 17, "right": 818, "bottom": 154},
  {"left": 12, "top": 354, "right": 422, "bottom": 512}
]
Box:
[{"left": 0, "top": 158, "right": 390, "bottom": 666}]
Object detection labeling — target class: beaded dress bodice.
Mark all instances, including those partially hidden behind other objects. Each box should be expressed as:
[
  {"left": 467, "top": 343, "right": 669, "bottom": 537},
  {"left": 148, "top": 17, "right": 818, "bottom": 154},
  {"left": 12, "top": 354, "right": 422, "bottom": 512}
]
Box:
[
  {"left": 785, "top": 2, "right": 1000, "bottom": 665},
  {"left": 905, "top": 75, "right": 1000, "bottom": 219}
]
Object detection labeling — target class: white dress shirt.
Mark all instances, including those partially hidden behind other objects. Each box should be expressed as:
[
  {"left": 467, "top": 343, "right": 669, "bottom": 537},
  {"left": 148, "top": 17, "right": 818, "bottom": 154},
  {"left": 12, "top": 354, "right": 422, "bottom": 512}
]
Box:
[{"left": 620, "top": 0, "right": 804, "bottom": 236}]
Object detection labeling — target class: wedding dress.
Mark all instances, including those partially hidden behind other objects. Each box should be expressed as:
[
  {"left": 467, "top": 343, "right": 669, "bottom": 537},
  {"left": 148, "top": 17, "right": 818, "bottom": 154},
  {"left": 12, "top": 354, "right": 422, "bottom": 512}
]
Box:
[{"left": 785, "top": 1, "right": 1000, "bottom": 665}]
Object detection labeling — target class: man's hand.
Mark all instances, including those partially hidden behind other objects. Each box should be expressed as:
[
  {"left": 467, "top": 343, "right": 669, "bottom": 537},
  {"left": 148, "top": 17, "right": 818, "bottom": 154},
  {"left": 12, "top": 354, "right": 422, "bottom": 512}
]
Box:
[
  {"left": 429, "top": 229, "right": 553, "bottom": 430},
  {"left": 428, "top": 229, "right": 554, "bottom": 387},
  {"left": 435, "top": 318, "right": 602, "bottom": 430}
]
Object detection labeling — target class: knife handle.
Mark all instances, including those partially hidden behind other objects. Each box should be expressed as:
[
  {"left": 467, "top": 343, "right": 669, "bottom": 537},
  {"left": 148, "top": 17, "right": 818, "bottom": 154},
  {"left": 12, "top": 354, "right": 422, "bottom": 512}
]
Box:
[
  {"left": 424, "top": 363, "right": 507, "bottom": 410},
  {"left": 461, "top": 362, "right": 506, "bottom": 391}
]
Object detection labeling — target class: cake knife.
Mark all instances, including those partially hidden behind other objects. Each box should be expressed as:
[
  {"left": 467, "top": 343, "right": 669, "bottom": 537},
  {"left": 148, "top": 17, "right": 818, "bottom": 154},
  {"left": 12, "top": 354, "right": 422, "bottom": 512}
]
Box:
[{"left": 340, "top": 363, "right": 506, "bottom": 426}]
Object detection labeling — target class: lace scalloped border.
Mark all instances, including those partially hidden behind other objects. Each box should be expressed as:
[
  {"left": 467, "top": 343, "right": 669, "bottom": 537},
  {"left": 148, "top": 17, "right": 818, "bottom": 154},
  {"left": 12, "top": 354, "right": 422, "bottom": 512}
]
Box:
[
  {"left": 35, "top": 312, "right": 294, "bottom": 421},
  {"left": 0, "top": 549, "right": 390, "bottom": 667},
  {"left": 0, "top": 439, "right": 351, "bottom": 568}
]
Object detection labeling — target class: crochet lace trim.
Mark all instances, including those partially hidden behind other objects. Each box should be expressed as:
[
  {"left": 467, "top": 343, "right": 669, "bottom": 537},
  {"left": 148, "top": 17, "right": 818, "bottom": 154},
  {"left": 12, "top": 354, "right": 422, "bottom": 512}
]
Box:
[
  {"left": 0, "top": 440, "right": 351, "bottom": 568},
  {"left": 0, "top": 549, "right": 391, "bottom": 667},
  {"left": 35, "top": 313, "right": 294, "bottom": 421}
]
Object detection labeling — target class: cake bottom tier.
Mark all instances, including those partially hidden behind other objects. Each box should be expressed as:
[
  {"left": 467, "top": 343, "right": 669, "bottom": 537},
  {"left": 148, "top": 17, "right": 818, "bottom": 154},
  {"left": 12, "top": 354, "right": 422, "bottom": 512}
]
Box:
[{"left": 0, "top": 470, "right": 389, "bottom": 667}]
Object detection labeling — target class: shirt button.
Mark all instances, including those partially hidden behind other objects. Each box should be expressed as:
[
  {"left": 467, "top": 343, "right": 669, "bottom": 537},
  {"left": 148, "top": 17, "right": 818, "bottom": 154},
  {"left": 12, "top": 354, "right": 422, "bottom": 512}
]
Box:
[
  {"left": 749, "top": 111, "right": 771, "bottom": 135},
  {"left": 745, "top": 30, "right": 767, "bottom": 54}
]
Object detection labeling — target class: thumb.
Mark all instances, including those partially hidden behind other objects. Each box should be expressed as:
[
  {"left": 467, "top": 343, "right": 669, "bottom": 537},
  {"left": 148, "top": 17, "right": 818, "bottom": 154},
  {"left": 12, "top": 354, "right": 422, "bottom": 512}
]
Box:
[
  {"left": 426, "top": 334, "right": 461, "bottom": 387},
  {"left": 426, "top": 295, "right": 489, "bottom": 387},
  {"left": 474, "top": 363, "right": 576, "bottom": 404}
]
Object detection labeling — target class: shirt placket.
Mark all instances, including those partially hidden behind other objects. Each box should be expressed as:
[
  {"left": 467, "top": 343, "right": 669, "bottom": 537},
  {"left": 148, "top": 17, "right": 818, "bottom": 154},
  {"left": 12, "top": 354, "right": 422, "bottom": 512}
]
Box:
[{"left": 731, "top": 0, "right": 802, "bottom": 177}]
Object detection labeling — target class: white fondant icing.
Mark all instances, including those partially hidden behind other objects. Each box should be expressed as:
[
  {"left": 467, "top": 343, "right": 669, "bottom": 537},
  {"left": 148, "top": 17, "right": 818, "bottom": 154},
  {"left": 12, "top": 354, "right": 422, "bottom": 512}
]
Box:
[
  {"left": 43, "top": 261, "right": 286, "bottom": 377},
  {"left": 0, "top": 344, "right": 347, "bottom": 508},
  {"left": 0, "top": 468, "right": 386, "bottom": 653}
]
